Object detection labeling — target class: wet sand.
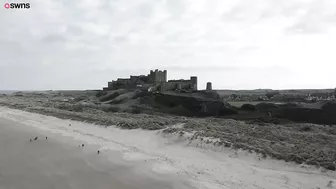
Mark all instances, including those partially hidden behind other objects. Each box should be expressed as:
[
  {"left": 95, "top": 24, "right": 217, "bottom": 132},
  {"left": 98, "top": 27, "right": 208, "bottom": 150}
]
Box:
[{"left": 0, "top": 117, "right": 191, "bottom": 189}]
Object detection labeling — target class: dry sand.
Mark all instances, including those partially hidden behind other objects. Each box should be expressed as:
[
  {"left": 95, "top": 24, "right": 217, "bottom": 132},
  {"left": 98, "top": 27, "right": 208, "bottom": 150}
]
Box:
[{"left": 0, "top": 106, "right": 336, "bottom": 189}]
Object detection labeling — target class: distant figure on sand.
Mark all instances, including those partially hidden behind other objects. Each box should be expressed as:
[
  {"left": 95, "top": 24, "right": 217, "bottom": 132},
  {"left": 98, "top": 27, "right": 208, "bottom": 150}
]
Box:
[
  {"left": 97, "top": 150, "right": 100, "bottom": 154},
  {"left": 82, "top": 144, "right": 84, "bottom": 147},
  {"left": 30, "top": 139, "right": 32, "bottom": 142},
  {"left": 46, "top": 137, "right": 48, "bottom": 140},
  {"left": 69, "top": 124, "right": 71, "bottom": 126},
  {"left": 34, "top": 137, "right": 38, "bottom": 140}
]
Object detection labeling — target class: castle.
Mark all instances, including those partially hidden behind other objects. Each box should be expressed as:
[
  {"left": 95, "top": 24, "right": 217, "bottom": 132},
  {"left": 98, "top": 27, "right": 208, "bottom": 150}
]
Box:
[{"left": 103, "top": 69, "right": 202, "bottom": 92}]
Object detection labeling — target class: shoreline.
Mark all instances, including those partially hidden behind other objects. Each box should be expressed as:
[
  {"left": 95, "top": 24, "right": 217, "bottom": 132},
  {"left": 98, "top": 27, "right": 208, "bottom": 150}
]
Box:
[{"left": 1, "top": 106, "right": 335, "bottom": 189}]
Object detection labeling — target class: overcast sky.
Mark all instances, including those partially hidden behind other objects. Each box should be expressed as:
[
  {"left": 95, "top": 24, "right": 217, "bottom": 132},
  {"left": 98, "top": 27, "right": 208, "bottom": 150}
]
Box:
[{"left": 1, "top": 0, "right": 336, "bottom": 90}]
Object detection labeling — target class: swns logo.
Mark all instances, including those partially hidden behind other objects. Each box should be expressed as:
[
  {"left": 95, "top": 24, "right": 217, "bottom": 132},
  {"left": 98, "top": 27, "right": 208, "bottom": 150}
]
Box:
[{"left": 4, "top": 2, "right": 30, "bottom": 9}]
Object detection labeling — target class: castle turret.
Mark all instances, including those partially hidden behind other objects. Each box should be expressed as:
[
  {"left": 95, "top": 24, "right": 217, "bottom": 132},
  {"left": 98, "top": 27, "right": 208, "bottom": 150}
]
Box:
[
  {"left": 163, "top": 70, "right": 167, "bottom": 82},
  {"left": 190, "top": 76, "right": 198, "bottom": 90},
  {"left": 176, "top": 83, "right": 182, "bottom": 90},
  {"left": 206, "top": 82, "right": 212, "bottom": 91}
]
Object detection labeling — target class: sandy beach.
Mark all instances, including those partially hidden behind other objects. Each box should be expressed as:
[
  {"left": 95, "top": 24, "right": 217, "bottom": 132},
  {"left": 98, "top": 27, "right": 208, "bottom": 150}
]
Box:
[
  {"left": 0, "top": 108, "right": 191, "bottom": 189},
  {"left": 0, "top": 106, "right": 335, "bottom": 189}
]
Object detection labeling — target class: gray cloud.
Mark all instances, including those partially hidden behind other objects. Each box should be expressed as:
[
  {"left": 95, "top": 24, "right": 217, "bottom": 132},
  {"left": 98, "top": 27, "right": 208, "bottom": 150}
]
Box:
[
  {"left": 0, "top": 0, "right": 335, "bottom": 90},
  {"left": 41, "top": 34, "right": 67, "bottom": 44},
  {"left": 165, "top": 0, "right": 186, "bottom": 19},
  {"left": 221, "top": 0, "right": 252, "bottom": 22},
  {"left": 66, "top": 25, "right": 84, "bottom": 36},
  {"left": 283, "top": 0, "right": 336, "bottom": 34},
  {"left": 285, "top": 22, "right": 323, "bottom": 34}
]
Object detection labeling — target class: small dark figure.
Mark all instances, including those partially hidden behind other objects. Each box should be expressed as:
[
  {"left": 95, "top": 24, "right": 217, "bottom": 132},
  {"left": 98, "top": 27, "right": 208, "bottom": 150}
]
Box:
[
  {"left": 69, "top": 124, "right": 71, "bottom": 126},
  {"left": 34, "top": 137, "right": 38, "bottom": 140},
  {"left": 82, "top": 144, "right": 84, "bottom": 147},
  {"left": 46, "top": 137, "right": 48, "bottom": 140},
  {"left": 29, "top": 139, "right": 32, "bottom": 142},
  {"left": 327, "top": 180, "right": 333, "bottom": 188},
  {"left": 97, "top": 150, "right": 100, "bottom": 154}
]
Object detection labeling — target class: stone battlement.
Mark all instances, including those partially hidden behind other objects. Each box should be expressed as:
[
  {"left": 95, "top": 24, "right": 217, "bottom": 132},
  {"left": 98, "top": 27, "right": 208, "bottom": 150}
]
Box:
[{"left": 103, "top": 69, "right": 203, "bottom": 92}]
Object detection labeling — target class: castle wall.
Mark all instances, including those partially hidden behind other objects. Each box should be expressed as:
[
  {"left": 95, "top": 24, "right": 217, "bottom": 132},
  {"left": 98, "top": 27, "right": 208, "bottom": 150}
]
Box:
[
  {"left": 163, "top": 77, "right": 197, "bottom": 91},
  {"left": 108, "top": 82, "right": 113, "bottom": 88},
  {"left": 162, "top": 81, "right": 194, "bottom": 91},
  {"left": 112, "top": 83, "right": 138, "bottom": 90},
  {"left": 105, "top": 69, "right": 200, "bottom": 92}
]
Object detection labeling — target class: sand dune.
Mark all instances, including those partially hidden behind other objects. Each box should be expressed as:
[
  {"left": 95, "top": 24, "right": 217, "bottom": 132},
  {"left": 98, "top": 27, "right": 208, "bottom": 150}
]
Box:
[{"left": 0, "top": 106, "right": 335, "bottom": 189}]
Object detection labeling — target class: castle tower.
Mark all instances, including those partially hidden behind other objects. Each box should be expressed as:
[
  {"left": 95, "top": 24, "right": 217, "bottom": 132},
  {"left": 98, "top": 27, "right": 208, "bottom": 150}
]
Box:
[
  {"left": 190, "top": 76, "right": 198, "bottom": 90},
  {"left": 108, "top": 81, "right": 113, "bottom": 89},
  {"left": 149, "top": 70, "right": 154, "bottom": 83},
  {"left": 176, "top": 83, "right": 182, "bottom": 90},
  {"left": 206, "top": 82, "right": 212, "bottom": 91},
  {"left": 163, "top": 70, "right": 167, "bottom": 83},
  {"left": 149, "top": 69, "right": 167, "bottom": 83}
]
